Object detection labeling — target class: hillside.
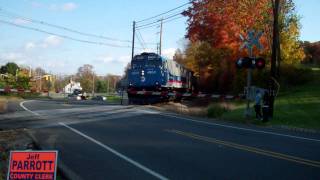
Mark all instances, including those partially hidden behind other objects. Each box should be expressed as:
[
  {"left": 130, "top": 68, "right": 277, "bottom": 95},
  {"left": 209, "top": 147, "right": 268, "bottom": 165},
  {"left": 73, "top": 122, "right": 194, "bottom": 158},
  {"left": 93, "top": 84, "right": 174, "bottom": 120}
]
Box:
[{"left": 222, "top": 68, "right": 320, "bottom": 130}]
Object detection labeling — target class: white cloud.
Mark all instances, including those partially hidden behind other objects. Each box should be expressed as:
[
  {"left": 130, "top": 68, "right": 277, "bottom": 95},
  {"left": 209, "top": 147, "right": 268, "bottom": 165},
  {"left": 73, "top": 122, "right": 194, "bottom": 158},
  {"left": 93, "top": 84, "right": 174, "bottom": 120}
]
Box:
[
  {"left": 24, "top": 42, "right": 36, "bottom": 51},
  {"left": 0, "top": 36, "right": 64, "bottom": 66},
  {"left": 0, "top": 52, "right": 24, "bottom": 61},
  {"left": 138, "top": 48, "right": 154, "bottom": 54},
  {"left": 96, "top": 55, "right": 130, "bottom": 64},
  {"left": 14, "top": 18, "right": 30, "bottom": 25},
  {"left": 162, "top": 48, "right": 177, "bottom": 59},
  {"left": 118, "top": 56, "right": 131, "bottom": 64},
  {"left": 23, "top": 36, "right": 63, "bottom": 51},
  {"left": 97, "top": 56, "right": 114, "bottom": 63},
  {"left": 0, "top": 52, "right": 68, "bottom": 74},
  {"left": 31, "top": 1, "right": 42, "bottom": 8},
  {"left": 49, "top": 4, "right": 58, "bottom": 11},
  {"left": 45, "top": 61, "right": 66, "bottom": 69},
  {"left": 0, "top": 52, "right": 28, "bottom": 67},
  {"left": 31, "top": 1, "right": 77, "bottom": 12},
  {"left": 62, "top": 2, "right": 78, "bottom": 11},
  {"left": 43, "top": 35, "right": 63, "bottom": 47}
]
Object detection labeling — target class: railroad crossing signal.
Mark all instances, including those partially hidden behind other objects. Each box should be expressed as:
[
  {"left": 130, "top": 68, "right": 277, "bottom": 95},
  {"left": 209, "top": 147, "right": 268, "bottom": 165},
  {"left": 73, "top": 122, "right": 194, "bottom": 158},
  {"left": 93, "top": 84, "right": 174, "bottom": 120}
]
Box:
[
  {"left": 236, "top": 57, "right": 265, "bottom": 69},
  {"left": 240, "top": 30, "right": 263, "bottom": 51},
  {"left": 255, "top": 57, "right": 266, "bottom": 69},
  {"left": 239, "top": 29, "right": 264, "bottom": 118}
]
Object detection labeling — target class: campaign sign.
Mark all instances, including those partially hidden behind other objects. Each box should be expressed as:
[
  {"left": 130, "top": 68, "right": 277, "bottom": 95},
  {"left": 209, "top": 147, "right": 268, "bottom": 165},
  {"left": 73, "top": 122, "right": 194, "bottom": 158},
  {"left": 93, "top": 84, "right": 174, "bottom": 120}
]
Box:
[{"left": 7, "top": 151, "right": 58, "bottom": 180}]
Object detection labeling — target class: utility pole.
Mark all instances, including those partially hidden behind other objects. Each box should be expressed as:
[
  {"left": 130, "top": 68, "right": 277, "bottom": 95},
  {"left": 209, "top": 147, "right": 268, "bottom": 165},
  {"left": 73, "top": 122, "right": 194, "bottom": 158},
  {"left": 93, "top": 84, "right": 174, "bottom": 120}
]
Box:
[
  {"left": 107, "top": 77, "right": 110, "bottom": 95},
  {"left": 113, "top": 78, "right": 116, "bottom": 94},
  {"left": 131, "top": 21, "right": 136, "bottom": 60},
  {"left": 245, "top": 47, "right": 253, "bottom": 118},
  {"left": 156, "top": 43, "right": 159, "bottom": 54},
  {"left": 159, "top": 18, "right": 163, "bottom": 56},
  {"left": 29, "top": 66, "right": 32, "bottom": 77},
  {"left": 92, "top": 74, "right": 95, "bottom": 97},
  {"left": 39, "top": 74, "right": 42, "bottom": 92},
  {"left": 198, "top": 61, "right": 201, "bottom": 84},
  {"left": 269, "top": 0, "right": 280, "bottom": 118},
  {"left": 15, "top": 68, "right": 19, "bottom": 82}
]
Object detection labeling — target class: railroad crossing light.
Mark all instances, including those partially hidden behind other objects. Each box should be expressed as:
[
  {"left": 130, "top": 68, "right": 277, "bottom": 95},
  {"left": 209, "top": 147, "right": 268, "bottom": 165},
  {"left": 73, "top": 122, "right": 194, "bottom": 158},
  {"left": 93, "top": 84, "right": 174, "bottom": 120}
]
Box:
[
  {"left": 236, "top": 57, "right": 266, "bottom": 69},
  {"left": 235, "top": 57, "right": 253, "bottom": 69},
  {"left": 255, "top": 58, "right": 266, "bottom": 69}
]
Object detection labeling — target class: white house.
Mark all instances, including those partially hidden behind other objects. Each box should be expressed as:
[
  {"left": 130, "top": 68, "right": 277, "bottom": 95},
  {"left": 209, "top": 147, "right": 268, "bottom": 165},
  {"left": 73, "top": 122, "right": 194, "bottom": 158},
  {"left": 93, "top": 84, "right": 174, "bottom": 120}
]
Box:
[{"left": 63, "top": 79, "right": 82, "bottom": 94}]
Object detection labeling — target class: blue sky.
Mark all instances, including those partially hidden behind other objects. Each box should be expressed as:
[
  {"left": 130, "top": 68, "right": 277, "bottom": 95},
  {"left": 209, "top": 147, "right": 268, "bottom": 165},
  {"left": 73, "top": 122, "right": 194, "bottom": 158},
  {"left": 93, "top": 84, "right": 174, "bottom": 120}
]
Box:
[{"left": 0, "top": 0, "right": 319, "bottom": 76}]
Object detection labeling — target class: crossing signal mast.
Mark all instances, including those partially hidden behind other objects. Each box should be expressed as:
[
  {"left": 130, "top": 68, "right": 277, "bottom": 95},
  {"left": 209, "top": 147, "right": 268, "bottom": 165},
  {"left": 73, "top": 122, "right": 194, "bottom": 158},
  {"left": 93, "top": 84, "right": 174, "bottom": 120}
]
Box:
[{"left": 238, "top": 29, "right": 265, "bottom": 118}]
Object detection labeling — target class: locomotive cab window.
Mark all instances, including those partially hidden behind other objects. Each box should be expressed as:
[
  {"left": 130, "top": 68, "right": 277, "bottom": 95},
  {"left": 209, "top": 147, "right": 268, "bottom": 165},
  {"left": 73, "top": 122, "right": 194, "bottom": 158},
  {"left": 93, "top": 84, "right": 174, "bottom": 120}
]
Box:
[
  {"left": 132, "top": 61, "right": 144, "bottom": 69},
  {"left": 146, "top": 59, "right": 161, "bottom": 68}
]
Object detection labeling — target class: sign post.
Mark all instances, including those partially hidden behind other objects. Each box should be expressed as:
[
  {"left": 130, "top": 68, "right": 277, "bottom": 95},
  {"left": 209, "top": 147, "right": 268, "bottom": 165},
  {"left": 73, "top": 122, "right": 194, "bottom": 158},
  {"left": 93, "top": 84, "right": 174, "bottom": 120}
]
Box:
[
  {"left": 7, "top": 151, "right": 58, "bottom": 180},
  {"left": 240, "top": 30, "right": 263, "bottom": 118}
]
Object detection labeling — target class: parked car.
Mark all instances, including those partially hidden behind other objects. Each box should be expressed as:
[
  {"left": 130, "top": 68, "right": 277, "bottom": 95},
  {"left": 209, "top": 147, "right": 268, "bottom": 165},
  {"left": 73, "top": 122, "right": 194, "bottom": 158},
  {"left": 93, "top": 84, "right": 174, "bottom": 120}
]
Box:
[
  {"left": 92, "top": 96, "right": 107, "bottom": 101},
  {"left": 68, "top": 94, "right": 81, "bottom": 100}
]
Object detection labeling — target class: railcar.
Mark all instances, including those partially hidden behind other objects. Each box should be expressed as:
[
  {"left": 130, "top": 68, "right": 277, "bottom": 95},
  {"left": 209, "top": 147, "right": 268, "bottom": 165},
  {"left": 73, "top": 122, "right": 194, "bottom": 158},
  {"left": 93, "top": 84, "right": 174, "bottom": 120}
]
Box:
[{"left": 127, "top": 52, "right": 196, "bottom": 103}]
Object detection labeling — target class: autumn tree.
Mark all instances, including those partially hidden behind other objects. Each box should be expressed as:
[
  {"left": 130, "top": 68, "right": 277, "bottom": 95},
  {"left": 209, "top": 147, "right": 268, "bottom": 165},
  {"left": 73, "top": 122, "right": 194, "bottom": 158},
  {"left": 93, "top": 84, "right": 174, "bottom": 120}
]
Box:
[
  {"left": 76, "top": 64, "right": 95, "bottom": 93},
  {"left": 0, "top": 62, "right": 19, "bottom": 75},
  {"left": 181, "top": 0, "right": 304, "bottom": 92},
  {"left": 302, "top": 41, "right": 320, "bottom": 65},
  {"left": 31, "top": 67, "right": 47, "bottom": 91},
  {"left": 15, "top": 66, "right": 31, "bottom": 89},
  {"left": 173, "top": 49, "right": 185, "bottom": 64},
  {"left": 54, "top": 75, "right": 72, "bottom": 92},
  {"left": 0, "top": 63, "right": 31, "bottom": 89}
]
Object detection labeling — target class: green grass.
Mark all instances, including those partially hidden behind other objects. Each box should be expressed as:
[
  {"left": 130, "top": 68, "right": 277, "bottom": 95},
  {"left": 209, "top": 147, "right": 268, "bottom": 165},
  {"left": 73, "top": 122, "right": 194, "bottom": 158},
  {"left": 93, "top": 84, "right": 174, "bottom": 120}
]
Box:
[
  {"left": 106, "top": 95, "right": 122, "bottom": 102},
  {"left": 221, "top": 69, "right": 320, "bottom": 130},
  {"left": 92, "top": 93, "right": 122, "bottom": 102}
]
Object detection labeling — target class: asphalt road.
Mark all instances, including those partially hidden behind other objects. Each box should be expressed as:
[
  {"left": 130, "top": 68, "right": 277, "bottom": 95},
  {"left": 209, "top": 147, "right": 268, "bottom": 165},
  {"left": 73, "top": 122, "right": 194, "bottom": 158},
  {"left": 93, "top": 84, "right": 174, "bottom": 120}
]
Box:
[{"left": 1, "top": 99, "right": 320, "bottom": 179}]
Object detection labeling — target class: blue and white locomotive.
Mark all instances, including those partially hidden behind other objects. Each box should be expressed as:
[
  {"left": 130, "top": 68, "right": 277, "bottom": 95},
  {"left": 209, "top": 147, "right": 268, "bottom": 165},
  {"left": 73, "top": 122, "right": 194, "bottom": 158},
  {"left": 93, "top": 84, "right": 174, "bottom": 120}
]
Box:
[{"left": 127, "top": 52, "right": 196, "bottom": 99}]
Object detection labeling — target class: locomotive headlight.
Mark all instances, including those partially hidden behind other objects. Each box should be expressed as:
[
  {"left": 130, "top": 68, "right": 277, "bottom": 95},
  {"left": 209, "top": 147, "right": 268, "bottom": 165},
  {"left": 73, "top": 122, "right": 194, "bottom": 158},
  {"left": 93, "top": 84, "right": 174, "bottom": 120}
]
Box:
[
  {"left": 155, "top": 81, "right": 159, "bottom": 85},
  {"left": 141, "top": 70, "right": 145, "bottom": 76}
]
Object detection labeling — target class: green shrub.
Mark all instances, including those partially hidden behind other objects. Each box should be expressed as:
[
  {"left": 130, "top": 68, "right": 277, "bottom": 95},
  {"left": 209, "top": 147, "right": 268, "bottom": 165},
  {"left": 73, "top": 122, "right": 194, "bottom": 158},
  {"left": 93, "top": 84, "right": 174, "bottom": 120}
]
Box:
[
  {"left": 20, "top": 93, "right": 41, "bottom": 99},
  {"left": 280, "top": 65, "right": 314, "bottom": 88},
  {"left": 0, "top": 81, "right": 5, "bottom": 88},
  {"left": 207, "top": 104, "right": 228, "bottom": 118}
]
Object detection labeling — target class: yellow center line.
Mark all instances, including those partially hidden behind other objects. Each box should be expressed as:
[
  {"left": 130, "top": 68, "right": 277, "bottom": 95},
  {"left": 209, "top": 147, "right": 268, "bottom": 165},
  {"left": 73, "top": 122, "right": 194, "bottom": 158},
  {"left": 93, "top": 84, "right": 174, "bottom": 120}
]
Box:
[{"left": 165, "top": 129, "right": 320, "bottom": 168}]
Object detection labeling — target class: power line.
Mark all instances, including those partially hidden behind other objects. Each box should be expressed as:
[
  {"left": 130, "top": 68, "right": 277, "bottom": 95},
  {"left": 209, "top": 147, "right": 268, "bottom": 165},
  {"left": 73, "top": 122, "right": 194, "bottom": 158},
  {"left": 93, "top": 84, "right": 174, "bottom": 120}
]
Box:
[
  {"left": 136, "top": 12, "right": 182, "bottom": 28},
  {"left": 137, "top": 30, "right": 147, "bottom": 49},
  {"left": 0, "top": 19, "right": 147, "bottom": 49},
  {"left": 136, "top": 1, "right": 190, "bottom": 23},
  {"left": 136, "top": 33, "right": 145, "bottom": 50},
  {"left": 137, "top": 16, "right": 185, "bottom": 30},
  {"left": 0, "top": 7, "right": 132, "bottom": 43}
]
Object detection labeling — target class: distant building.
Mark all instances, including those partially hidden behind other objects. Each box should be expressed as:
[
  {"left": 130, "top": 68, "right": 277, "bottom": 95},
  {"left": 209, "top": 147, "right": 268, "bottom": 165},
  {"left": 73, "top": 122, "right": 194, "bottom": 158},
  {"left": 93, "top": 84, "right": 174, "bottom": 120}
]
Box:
[{"left": 64, "top": 78, "right": 82, "bottom": 94}]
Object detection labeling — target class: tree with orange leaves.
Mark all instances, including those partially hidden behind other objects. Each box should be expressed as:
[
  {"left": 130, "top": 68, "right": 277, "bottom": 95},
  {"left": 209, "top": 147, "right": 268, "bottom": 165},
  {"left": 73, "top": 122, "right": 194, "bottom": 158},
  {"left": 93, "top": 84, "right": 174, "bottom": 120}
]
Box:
[{"left": 178, "top": 0, "right": 304, "bottom": 92}]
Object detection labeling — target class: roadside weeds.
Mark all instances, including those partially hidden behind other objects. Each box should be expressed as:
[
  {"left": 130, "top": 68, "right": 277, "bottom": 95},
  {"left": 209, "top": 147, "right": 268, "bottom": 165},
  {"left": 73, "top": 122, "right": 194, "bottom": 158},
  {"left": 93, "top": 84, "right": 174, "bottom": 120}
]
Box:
[
  {"left": 0, "top": 128, "right": 67, "bottom": 180},
  {"left": 148, "top": 101, "right": 320, "bottom": 134},
  {"left": 0, "top": 129, "right": 34, "bottom": 179},
  {"left": 0, "top": 99, "right": 8, "bottom": 114}
]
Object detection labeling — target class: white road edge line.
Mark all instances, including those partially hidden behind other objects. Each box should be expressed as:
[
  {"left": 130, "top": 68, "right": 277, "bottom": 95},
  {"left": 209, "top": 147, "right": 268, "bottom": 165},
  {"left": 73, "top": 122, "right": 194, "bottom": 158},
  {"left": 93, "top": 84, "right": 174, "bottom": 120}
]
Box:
[
  {"left": 20, "top": 100, "right": 40, "bottom": 116},
  {"left": 19, "top": 101, "right": 167, "bottom": 179},
  {"left": 157, "top": 112, "right": 320, "bottom": 143},
  {"left": 59, "top": 122, "right": 169, "bottom": 180}
]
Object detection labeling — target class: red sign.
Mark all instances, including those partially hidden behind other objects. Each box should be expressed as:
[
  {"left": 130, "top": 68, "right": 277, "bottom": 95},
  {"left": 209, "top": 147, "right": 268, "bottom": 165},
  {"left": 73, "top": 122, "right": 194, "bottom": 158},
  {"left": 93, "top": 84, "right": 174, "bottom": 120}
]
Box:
[{"left": 7, "top": 151, "right": 58, "bottom": 180}]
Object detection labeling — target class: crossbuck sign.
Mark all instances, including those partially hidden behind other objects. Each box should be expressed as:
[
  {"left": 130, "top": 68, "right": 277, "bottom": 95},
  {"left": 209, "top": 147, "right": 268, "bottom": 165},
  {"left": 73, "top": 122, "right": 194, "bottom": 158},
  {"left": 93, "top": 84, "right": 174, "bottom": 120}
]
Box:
[{"left": 240, "top": 30, "right": 263, "bottom": 51}]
